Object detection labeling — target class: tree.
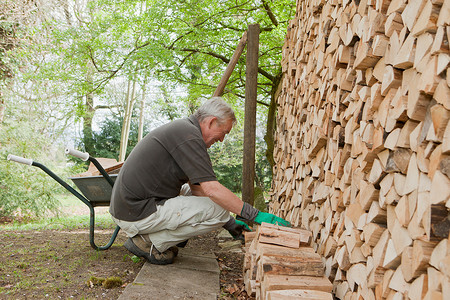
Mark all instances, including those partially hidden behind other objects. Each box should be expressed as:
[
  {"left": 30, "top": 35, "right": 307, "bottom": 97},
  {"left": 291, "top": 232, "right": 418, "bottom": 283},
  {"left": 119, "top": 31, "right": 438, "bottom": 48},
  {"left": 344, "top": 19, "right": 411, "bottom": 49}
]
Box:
[
  {"left": 40, "top": 0, "right": 295, "bottom": 168},
  {"left": 209, "top": 122, "right": 272, "bottom": 194},
  {"left": 0, "top": 0, "right": 295, "bottom": 219},
  {"left": 119, "top": 79, "right": 137, "bottom": 161},
  {"left": 0, "top": 0, "right": 30, "bottom": 124},
  {"left": 130, "top": 0, "right": 294, "bottom": 167},
  {"left": 90, "top": 111, "right": 146, "bottom": 159},
  {"left": 0, "top": 100, "right": 64, "bottom": 219},
  {"left": 0, "top": 1, "right": 108, "bottom": 219}
]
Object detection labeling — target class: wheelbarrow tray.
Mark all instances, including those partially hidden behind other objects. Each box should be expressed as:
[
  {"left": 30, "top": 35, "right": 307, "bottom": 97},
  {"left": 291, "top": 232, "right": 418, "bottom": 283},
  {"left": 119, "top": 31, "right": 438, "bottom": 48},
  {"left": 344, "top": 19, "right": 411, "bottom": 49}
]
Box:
[
  {"left": 68, "top": 174, "right": 118, "bottom": 206},
  {"left": 8, "top": 151, "right": 121, "bottom": 250}
]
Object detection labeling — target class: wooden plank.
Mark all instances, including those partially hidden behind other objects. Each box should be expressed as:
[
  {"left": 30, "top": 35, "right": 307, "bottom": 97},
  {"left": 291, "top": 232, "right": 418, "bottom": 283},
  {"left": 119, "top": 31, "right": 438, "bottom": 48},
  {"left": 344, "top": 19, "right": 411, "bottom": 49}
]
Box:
[
  {"left": 213, "top": 31, "right": 247, "bottom": 97},
  {"left": 430, "top": 170, "right": 450, "bottom": 205},
  {"left": 244, "top": 269, "right": 257, "bottom": 296},
  {"left": 409, "top": 274, "right": 428, "bottom": 300},
  {"left": 255, "top": 243, "right": 316, "bottom": 261}
]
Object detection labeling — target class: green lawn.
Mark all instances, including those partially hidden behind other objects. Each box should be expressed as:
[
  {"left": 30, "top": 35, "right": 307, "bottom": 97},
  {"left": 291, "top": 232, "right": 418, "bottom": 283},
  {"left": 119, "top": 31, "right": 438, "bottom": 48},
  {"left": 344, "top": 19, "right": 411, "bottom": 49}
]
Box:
[{"left": 0, "top": 193, "right": 116, "bottom": 231}]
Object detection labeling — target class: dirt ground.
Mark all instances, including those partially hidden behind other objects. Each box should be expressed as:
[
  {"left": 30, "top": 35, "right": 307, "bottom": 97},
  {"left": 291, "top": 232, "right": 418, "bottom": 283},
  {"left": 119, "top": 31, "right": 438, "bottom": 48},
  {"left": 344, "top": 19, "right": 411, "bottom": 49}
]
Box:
[{"left": 0, "top": 227, "right": 253, "bottom": 299}]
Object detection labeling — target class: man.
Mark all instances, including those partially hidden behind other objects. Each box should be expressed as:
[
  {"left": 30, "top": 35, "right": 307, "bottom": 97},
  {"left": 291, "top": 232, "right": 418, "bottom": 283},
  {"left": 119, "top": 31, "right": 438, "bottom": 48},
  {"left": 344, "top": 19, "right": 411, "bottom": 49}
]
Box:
[{"left": 109, "top": 97, "right": 290, "bottom": 265}]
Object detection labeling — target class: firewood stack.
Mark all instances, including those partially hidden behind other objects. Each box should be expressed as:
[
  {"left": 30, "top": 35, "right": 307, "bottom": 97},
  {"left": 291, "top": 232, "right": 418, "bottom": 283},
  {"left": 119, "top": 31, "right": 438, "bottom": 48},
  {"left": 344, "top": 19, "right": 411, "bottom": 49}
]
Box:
[
  {"left": 269, "top": 0, "right": 449, "bottom": 298},
  {"left": 243, "top": 223, "right": 334, "bottom": 299}
]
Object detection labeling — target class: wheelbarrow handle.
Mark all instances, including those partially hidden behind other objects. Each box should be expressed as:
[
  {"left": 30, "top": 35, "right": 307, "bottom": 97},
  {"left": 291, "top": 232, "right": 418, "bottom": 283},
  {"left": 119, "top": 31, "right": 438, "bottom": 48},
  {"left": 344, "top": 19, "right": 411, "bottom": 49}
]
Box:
[
  {"left": 65, "top": 147, "right": 115, "bottom": 187},
  {"left": 7, "top": 154, "right": 33, "bottom": 166},
  {"left": 65, "top": 148, "right": 89, "bottom": 161}
]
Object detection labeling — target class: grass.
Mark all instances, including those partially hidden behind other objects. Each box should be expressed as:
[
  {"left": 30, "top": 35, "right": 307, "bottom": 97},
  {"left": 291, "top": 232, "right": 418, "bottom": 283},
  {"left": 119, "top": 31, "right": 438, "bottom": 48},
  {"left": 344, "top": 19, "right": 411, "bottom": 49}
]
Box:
[
  {"left": 0, "top": 193, "right": 145, "bottom": 299},
  {"left": 0, "top": 193, "right": 116, "bottom": 231},
  {"left": 0, "top": 214, "right": 116, "bottom": 231}
]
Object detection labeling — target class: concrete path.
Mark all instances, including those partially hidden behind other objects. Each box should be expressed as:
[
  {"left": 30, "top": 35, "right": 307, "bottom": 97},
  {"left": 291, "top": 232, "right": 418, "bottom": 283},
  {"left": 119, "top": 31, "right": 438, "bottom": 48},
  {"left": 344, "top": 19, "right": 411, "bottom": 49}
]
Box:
[{"left": 118, "top": 247, "right": 220, "bottom": 300}]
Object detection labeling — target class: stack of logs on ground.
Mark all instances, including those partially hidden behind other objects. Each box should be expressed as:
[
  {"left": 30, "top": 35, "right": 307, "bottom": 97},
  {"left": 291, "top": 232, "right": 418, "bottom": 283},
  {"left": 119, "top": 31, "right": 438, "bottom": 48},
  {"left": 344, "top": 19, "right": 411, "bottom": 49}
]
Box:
[
  {"left": 269, "top": 0, "right": 449, "bottom": 299},
  {"left": 243, "top": 223, "right": 334, "bottom": 299}
]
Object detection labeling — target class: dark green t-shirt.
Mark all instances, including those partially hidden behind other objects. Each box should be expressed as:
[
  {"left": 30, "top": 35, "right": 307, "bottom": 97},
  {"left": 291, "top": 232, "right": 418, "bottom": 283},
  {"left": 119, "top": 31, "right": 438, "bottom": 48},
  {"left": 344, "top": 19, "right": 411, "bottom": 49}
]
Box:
[{"left": 109, "top": 115, "right": 217, "bottom": 221}]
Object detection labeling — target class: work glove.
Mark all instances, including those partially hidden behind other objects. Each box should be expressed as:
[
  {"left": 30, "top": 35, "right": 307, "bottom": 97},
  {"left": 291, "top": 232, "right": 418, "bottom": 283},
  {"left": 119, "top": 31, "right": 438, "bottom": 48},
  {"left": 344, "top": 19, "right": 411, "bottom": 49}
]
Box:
[
  {"left": 254, "top": 211, "right": 291, "bottom": 227},
  {"left": 223, "top": 216, "right": 251, "bottom": 241},
  {"left": 240, "top": 202, "right": 291, "bottom": 227}
]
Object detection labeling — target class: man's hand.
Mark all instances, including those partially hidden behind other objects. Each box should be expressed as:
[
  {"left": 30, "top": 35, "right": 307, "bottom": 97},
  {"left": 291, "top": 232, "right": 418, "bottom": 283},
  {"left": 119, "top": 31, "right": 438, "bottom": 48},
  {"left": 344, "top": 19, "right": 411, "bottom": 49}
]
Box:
[
  {"left": 225, "top": 219, "right": 251, "bottom": 241},
  {"left": 235, "top": 219, "right": 251, "bottom": 231},
  {"left": 254, "top": 212, "right": 291, "bottom": 227}
]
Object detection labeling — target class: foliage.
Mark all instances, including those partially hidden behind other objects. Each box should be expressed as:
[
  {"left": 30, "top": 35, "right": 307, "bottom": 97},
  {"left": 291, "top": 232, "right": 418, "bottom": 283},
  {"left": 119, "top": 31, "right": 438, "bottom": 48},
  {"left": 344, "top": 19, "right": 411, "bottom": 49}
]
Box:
[
  {"left": 0, "top": 106, "right": 67, "bottom": 219},
  {"left": 209, "top": 123, "right": 272, "bottom": 194},
  {"left": 0, "top": 0, "right": 296, "bottom": 218},
  {"left": 42, "top": 0, "right": 295, "bottom": 100},
  {"left": 28, "top": 0, "right": 295, "bottom": 131},
  {"left": 0, "top": 0, "right": 33, "bottom": 83},
  {"left": 89, "top": 112, "right": 147, "bottom": 160},
  {"left": 42, "top": 0, "right": 294, "bottom": 173}
]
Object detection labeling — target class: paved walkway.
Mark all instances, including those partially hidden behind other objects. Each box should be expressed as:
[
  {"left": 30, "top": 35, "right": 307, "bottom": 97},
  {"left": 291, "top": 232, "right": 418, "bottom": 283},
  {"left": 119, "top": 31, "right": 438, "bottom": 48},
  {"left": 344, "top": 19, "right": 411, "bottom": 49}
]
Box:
[{"left": 118, "top": 247, "right": 220, "bottom": 300}]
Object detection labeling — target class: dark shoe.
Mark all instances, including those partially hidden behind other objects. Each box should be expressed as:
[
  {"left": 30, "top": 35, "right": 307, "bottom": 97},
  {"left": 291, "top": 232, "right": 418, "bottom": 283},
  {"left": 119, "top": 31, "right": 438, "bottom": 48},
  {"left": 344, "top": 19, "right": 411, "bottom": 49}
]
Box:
[
  {"left": 169, "top": 246, "right": 179, "bottom": 257},
  {"left": 124, "top": 236, "right": 175, "bottom": 265},
  {"left": 176, "top": 239, "right": 189, "bottom": 248}
]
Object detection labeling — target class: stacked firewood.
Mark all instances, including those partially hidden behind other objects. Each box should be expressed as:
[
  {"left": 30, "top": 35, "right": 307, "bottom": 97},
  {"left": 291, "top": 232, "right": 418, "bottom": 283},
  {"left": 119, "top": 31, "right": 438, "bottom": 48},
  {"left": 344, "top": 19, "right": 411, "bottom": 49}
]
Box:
[
  {"left": 269, "top": 0, "right": 449, "bottom": 298},
  {"left": 243, "top": 223, "right": 334, "bottom": 299}
]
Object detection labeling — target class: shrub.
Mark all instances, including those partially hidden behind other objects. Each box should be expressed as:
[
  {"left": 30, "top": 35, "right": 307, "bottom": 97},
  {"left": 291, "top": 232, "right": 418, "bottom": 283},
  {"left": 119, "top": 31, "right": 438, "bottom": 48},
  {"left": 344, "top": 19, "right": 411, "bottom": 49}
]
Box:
[{"left": 0, "top": 113, "right": 66, "bottom": 219}]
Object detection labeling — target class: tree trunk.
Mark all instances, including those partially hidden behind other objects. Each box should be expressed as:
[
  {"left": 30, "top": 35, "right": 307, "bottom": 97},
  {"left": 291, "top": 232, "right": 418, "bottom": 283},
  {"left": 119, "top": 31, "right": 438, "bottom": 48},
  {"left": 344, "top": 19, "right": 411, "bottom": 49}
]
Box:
[
  {"left": 82, "top": 57, "right": 96, "bottom": 154},
  {"left": 119, "top": 79, "right": 137, "bottom": 161},
  {"left": 138, "top": 83, "right": 146, "bottom": 142},
  {"left": 0, "top": 93, "right": 5, "bottom": 124},
  {"left": 82, "top": 91, "right": 95, "bottom": 153},
  {"left": 0, "top": 91, "right": 5, "bottom": 147},
  {"left": 264, "top": 72, "right": 282, "bottom": 170}
]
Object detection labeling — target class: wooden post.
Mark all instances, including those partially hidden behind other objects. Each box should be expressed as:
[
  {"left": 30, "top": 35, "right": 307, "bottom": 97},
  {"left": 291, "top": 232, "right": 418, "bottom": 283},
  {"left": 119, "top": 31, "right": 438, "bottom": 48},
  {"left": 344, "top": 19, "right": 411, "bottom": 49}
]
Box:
[
  {"left": 213, "top": 31, "right": 248, "bottom": 97},
  {"left": 242, "top": 24, "right": 259, "bottom": 206}
]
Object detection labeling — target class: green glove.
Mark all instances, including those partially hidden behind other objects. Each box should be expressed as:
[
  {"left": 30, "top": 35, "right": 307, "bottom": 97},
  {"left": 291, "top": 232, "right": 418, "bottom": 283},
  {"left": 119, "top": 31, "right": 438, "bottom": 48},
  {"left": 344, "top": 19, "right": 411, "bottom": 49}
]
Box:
[
  {"left": 223, "top": 217, "right": 252, "bottom": 241},
  {"left": 235, "top": 219, "right": 251, "bottom": 232},
  {"left": 254, "top": 212, "right": 291, "bottom": 227}
]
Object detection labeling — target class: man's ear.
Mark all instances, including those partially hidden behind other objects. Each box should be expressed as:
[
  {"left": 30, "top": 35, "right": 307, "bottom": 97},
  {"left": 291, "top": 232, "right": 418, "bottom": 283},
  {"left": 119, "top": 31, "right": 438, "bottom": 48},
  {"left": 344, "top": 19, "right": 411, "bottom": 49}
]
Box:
[{"left": 206, "top": 116, "right": 217, "bottom": 128}]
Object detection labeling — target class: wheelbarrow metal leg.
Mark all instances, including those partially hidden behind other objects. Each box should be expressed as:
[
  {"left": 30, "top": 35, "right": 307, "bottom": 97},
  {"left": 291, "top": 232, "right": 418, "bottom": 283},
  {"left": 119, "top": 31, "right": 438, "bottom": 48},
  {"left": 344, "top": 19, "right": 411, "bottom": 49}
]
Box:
[
  {"left": 32, "top": 161, "right": 120, "bottom": 250},
  {"left": 85, "top": 156, "right": 121, "bottom": 250}
]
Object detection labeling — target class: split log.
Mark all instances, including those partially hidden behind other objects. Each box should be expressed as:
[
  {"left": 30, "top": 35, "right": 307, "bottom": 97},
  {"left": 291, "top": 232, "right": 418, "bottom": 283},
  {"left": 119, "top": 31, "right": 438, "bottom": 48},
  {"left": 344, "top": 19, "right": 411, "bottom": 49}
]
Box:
[
  {"left": 257, "top": 223, "right": 312, "bottom": 248},
  {"left": 270, "top": 1, "right": 450, "bottom": 299},
  {"left": 266, "top": 289, "right": 333, "bottom": 300},
  {"left": 261, "top": 274, "right": 333, "bottom": 296}
]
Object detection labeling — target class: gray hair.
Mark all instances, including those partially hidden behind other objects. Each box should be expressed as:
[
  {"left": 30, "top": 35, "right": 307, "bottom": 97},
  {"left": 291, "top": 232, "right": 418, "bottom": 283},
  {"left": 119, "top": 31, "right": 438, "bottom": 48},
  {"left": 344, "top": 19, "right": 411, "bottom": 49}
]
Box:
[{"left": 193, "top": 97, "right": 236, "bottom": 125}]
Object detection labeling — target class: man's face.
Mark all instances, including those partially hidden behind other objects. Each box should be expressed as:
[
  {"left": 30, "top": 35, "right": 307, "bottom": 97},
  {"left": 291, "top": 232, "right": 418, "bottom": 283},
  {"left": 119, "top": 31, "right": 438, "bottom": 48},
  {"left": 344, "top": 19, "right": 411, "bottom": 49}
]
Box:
[{"left": 201, "top": 117, "right": 233, "bottom": 148}]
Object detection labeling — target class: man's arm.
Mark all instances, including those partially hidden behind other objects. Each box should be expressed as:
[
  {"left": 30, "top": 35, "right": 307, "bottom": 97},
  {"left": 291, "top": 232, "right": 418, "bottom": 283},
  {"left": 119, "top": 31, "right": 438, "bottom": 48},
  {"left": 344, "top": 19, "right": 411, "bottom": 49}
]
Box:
[
  {"left": 199, "top": 180, "right": 291, "bottom": 227},
  {"left": 198, "top": 181, "right": 244, "bottom": 215}
]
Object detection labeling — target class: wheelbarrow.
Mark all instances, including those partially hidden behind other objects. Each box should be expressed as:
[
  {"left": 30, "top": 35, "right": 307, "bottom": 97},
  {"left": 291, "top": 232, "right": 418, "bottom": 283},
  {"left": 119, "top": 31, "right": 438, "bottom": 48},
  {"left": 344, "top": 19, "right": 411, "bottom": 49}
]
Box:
[{"left": 7, "top": 148, "right": 121, "bottom": 251}]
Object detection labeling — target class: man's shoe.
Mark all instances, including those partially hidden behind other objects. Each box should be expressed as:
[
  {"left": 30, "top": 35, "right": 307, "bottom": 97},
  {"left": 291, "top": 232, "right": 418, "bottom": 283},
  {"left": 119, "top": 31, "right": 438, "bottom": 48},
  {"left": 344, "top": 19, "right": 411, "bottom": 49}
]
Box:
[
  {"left": 124, "top": 236, "right": 175, "bottom": 265},
  {"left": 168, "top": 246, "right": 179, "bottom": 257},
  {"left": 176, "top": 239, "right": 189, "bottom": 248}
]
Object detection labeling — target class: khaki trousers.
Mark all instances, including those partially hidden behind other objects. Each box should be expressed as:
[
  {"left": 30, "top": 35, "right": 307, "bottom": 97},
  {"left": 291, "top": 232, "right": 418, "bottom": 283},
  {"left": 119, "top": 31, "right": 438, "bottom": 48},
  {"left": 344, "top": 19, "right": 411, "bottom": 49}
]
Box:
[{"left": 111, "top": 185, "right": 230, "bottom": 252}]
